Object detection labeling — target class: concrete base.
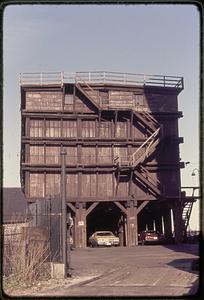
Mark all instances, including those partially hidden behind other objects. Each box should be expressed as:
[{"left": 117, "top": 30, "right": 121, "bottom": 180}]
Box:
[{"left": 51, "top": 262, "right": 65, "bottom": 279}]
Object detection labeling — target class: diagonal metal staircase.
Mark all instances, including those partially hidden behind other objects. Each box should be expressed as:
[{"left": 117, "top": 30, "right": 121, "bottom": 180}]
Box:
[
  {"left": 75, "top": 76, "right": 101, "bottom": 110},
  {"left": 181, "top": 187, "right": 199, "bottom": 236},
  {"left": 75, "top": 75, "right": 163, "bottom": 198},
  {"left": 115, "top": 110, "right": 163, "bottom": 197}
]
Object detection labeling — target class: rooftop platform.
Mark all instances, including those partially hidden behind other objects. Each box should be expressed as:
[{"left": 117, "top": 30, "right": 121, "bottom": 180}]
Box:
[{"left": 19, "top": 71, "right": 184, "bottom": 90}]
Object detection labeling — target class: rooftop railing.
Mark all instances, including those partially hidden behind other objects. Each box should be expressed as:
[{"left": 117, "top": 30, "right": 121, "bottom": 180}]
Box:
[{"left": 20, "top": 71, "right": 184, "bottom": 89}]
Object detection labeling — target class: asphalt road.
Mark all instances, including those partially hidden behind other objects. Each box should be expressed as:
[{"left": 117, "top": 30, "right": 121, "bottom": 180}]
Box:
[{"left": 10, "top": 243, "right": 199, "bottom": 297}]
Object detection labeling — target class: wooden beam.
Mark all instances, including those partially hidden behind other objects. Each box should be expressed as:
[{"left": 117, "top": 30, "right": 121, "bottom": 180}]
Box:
[
  {"left": 130, "top": 110, "right": 133, "bottom": 140},
  {"left": 114, "top": 110, "right": 118, "bottom": 137},
  {"left": 22, "top": 112, "right": 98, "bottom": 119},
  {"left": 115, "top": 169, "right": 120, "bottom": 196},
  {"left": 137, "top": 200, "right": 149, "bottom": 214},
  {"left": 21, "top": 138, "right": 148, "bottom": 146},
  {"left": 67, "top": 202, "right": 76, "bottom": 213},
  {"left": 114, "top": 201, "right": 127, "bottom": 215},
  {"left": 86, "top": 202, "right": 99, "bottom": 216}
]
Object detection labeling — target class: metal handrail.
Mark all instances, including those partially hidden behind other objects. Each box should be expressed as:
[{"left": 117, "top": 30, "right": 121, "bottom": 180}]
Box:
[{"left": 19, "top": 71, "right": 184, "bottom": 89}]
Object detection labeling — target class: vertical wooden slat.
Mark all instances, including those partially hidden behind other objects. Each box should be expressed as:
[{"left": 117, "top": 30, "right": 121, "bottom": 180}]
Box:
[
  {"left": 73, "top": 84, "right": 76, "bottom": 114},
  {"left": 26, "top": 117, "right": 30, "bottom": 137}
]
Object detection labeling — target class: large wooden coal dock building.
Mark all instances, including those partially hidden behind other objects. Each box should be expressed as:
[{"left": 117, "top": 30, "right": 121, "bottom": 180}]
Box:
[{"left": 20, "top": 71, "right": 189, "bottom": 248}]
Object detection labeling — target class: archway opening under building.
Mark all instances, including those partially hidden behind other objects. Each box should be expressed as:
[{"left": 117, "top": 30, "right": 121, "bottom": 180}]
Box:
[{"left": 86, "top": 202, "right": 125, "bottom": 246}]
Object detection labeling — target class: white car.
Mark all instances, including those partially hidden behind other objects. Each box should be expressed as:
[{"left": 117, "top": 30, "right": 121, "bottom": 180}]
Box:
[{"left": 88, "top": 231, "right": 120, "bottom": 247}]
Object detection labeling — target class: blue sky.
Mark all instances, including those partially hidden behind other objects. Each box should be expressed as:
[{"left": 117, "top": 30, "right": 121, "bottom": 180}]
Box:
[{"left": 3, "top": 4, "right": 200, "bottom": 229}]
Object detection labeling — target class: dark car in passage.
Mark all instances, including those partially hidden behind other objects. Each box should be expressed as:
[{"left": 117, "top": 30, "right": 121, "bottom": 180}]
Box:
[{"left": 139, "top": 230, "right": 165, "bottom": 245}]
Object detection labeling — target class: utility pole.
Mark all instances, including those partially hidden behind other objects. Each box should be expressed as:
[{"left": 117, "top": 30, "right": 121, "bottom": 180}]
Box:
[{"left": 61, "top": 148, "right": 68, "bottom": 277}]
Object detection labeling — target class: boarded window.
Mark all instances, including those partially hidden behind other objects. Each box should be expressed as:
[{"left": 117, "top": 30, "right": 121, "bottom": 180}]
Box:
[
  {"left": 116, "top": 120, "right": 127, "bottom": 138},
  {"left": 29, "top": 173, "right": 45, "bottom": 197},
  {"left": 99, "top": 121, "right": 112, "bottom": 138},
  {"left": 109, "top": 91, "right": 133, "bottom": 108},
  {"left": 66, "top": 147, "right": 77, "bottom": 164},
  {"left": 26, "top": 92, "right": 62, "bottom": 111},
  {"left": 65, "top": 94, "right": 74, "bottom": 105},
  {"left": 98, "top": 146, "right": 112, "bottom": 164},
  {"left": 46, "top": 120, "right": 61, "bottom": 138},
  {"left": 29, "top": 146, "right": 44, "bottom": 164},
  {"left": 81, "top": 173, "right": 96, "bottom": 197},
  {"left": 100, "top": 90, "right": 109, "bottom": 105},
  {"left": 114, "top": 146, "right": 128, "bottom": 166},
  {"left": 46, "top": 174, "right": 60, "bottom": 196},
  {"left": 81, "top": 147, "right": 96, "bottom": 164},
  {"left": 30, "top": 119, "right": 44, "bottom": 137},
  {"left": 46, "top": 147, "right": 60, "bottom": 164},
  {"left": 114, "top": 174, "right": 128, "bottom": 197},
  {"left": 64, "top": 94, "right": 74, "bottom": 111},
  {"left": 81, "top": 120, "right": 96, "bottom": 137},
  {"left": 62, "top": 120, "right": 77, "bottom": 137},
  {"left": 98, "top": 173, "right": 113, "bottom": 198},
  {"left": 114, "top": 146, "right": 127, "bottom": 159},
  {"left": 66, "top": 174, "right": 78, "bottom": 197}
]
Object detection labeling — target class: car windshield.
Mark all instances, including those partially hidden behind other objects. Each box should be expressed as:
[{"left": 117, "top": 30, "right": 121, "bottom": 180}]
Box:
[{"left": 96, "top": 232, "right": 113, "bottom": 236}]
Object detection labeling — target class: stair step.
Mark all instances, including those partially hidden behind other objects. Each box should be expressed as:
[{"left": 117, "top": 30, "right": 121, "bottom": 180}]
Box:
[
  {"left": 76, "top": 83, "right": 100, "bottom": 110},
  {"left": 134, "top": 169, "right": 162, "bottom": 196},
  {"left": 133, "top": 111, "right": 157, "bottom": 132}
]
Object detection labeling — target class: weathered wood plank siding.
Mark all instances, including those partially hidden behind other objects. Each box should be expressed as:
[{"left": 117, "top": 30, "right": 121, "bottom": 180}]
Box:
[
  {"left": 26, "top": 92, "right": 62, "bottom": 111},
  {"left": 22, "top": 83, "right": 182, "bottom": 203}
]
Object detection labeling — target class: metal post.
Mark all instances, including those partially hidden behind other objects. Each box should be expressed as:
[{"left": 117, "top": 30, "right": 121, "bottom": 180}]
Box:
[
  {"left": 67, "top": 212, "right": 72, "bottom": 276},
  {"left": 61, "top": 148, "right": 67, "bottom": 277}
]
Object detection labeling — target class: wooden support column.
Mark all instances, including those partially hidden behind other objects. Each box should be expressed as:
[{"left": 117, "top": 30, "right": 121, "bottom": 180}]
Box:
[
  {"left": 163, "top": 206, "right": 173, "bottom": 242},
  {"left": 155, "top": 214, "right": 163, "bottom": 234},
  {"left": 114, "top": 202, "right": 127, "bottom": 246},
  {"left": 74, "top": 202, "right": 87, "bottom": 248},
  {"left": 126, "top": 200, "right": 138, "bottom": 246},
  {"left": 172, "top": 200, "right": 184, "bottom": 244}
]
